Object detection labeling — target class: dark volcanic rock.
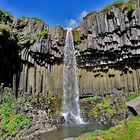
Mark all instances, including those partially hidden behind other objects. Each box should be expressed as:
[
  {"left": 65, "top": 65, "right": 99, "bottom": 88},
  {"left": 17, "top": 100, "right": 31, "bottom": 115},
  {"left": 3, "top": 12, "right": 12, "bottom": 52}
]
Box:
[{"left": 0, "top": 0, "right": 140, "bottom": 98}]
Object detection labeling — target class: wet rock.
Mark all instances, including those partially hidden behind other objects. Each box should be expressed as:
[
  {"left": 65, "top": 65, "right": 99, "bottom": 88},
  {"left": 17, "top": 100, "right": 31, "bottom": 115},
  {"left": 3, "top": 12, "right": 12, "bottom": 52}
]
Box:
[{"left": 53, "top": 115, "right": 65, "bottom": 125}]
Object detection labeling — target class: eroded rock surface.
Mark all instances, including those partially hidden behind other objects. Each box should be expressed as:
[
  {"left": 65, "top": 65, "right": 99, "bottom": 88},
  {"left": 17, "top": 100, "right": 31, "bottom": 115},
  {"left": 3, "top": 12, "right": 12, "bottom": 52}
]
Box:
[
  {"left": 0, "top": 0, "right": 140, "bottom": 98},
  {"left": 74, "top": 0, "right": 140, "bottom": 96}
]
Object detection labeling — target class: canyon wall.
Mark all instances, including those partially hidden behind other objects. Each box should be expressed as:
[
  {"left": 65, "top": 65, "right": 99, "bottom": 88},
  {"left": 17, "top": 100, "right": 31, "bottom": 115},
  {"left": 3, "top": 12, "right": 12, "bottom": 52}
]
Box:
[
  {"left": 0, "top": 13, "right": 66, "bottom": 97},
  {"left": 74, "top": 0, "right": 140, "bottom": 96},
  {"left": 0, "top": 0, "right": 140, "bottom": 97},
  {"left": 13, "top": 18, "right": 66, "bottom": 97}
]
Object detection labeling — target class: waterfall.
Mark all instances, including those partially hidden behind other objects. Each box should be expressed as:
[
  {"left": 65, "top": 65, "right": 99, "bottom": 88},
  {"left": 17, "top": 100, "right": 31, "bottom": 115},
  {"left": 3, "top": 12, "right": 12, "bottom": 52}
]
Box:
[{"left": 62, "top": 29, "right": 83, "bottom": 124}]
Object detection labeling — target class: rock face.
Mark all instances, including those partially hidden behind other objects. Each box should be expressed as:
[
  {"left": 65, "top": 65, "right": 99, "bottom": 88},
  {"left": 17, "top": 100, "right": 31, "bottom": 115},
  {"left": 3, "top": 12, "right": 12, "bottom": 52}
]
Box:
[
  {"left": 127, "top": 96, "right": 140, "bottom": 115},
  {"left": 0, "top": 0, "right": 140, "bottom": 98},
  {"left": 74, "top": 0, "right": 140, "bottom": 96},
  {"left": 0, "top": 12, "right": 66, "bottom": 97},
  {"left": 12, "top": 18, "right": 66, "bottom": 97}
]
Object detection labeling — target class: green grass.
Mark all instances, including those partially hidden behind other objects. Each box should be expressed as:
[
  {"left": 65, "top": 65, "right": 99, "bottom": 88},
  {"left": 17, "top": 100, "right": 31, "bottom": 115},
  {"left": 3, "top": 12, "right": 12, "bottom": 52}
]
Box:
[
  {"left": 31, "top": 17, "right": 44, "bottom": 23},
  {"left": 20, "top": 16, "right": 45, "bottom": 23},
  {"left": 99, "top": 0, "right": 124, "bottom": 13},
  {"left": 0, "top": 92, "right": 29, "bottom": 137},
  {"left": 126, "top": 92, "right": 140, "bottom": 101},
  {"left": 83, "top": 0, "right": 135, "bottom": 19},
  {"left": 77, "top": 116, "right": 140, "bottom": 140}
]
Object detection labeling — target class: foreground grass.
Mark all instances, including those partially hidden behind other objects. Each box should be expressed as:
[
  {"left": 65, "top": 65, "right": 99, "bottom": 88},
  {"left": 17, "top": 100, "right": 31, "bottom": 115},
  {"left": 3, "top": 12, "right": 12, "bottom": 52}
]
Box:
[{"left": 77, "top": 116, "right": 140, "bottom": 140}]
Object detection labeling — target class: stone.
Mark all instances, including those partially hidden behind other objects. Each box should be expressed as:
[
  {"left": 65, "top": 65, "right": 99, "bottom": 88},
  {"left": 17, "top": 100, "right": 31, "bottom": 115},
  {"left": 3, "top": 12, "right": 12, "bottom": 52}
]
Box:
[{"left": 127, "top": 96, "right": 140, "bottom": 115}]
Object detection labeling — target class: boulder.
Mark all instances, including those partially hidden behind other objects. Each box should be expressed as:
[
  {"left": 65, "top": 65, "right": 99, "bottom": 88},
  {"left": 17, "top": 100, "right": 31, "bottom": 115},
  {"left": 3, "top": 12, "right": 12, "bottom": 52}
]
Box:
[{"left": 127, "top": 96, "right": 140, "bottom": 115}]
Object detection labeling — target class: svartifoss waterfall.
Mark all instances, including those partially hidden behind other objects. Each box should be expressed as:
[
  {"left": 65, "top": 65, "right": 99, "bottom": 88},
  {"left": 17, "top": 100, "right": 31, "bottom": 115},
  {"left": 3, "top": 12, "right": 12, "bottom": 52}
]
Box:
[{"left": 62, "top": 29, "right": 83, "bottom": 124}]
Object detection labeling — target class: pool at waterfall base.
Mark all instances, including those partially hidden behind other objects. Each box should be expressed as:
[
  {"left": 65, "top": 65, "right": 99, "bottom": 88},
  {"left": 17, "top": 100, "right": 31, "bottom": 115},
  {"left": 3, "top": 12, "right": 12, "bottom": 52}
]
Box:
[{"left": 34, "top": 121, "right": 110, "bottom": 140}]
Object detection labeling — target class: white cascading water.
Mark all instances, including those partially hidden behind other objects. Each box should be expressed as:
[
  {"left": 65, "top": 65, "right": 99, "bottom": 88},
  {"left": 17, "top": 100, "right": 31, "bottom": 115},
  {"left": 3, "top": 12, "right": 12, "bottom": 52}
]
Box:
[{"left": 62, "top": 29, "right": 83, "bottom": 124}]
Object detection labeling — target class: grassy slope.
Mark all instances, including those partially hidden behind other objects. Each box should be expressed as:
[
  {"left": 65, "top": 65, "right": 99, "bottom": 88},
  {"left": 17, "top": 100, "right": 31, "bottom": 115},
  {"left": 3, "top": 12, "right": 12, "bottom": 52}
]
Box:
[{"left": 77, "top": 116, "right": 140, "bottom": 140}]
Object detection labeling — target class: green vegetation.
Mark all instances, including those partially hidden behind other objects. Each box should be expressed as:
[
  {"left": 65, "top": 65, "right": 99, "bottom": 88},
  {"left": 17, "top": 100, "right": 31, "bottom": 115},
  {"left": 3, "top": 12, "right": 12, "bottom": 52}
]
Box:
[
  {"left": 77, "top": 116, "right": 140, "bottom": 140},
  {"left": 31, "top": 17, "right": 44, "bottom": 23},
  {"left": 88, "top": 98, "right": 114, "bottom": 118},
  {"left": 82, "top": 92, "right": 140, "bottom": 123},
  {"left": 0, "top": 92, "right": 29, "bottom": 136},
  {"left": 99, "top": 0, "right": 124, "bottom": 13},
  {"left": 37, "top": 26, "right": 49, "bottom": 38},
  {"left": 96, "top": 99, "right": 110, "bottom": 108},
  {"left": 0, "top": 22, "right": 13, "bottom": 36},
  {"left": 27, "top": 93, "right": 61, "bottom": 115},
  {"left": 0, "top": 8, "right": 13, "bottom": 21},
  {"left": 20, "top": 16, "right": 45, "bottom": 23},
  {"left": 73, "top": 31, "right": 81, "bottom": 42},
  {"left": 122, "top": 0, "right": 135, "bottom": 13},
  {"left": 84, "top": 0, "right": 135, "bottom": 19},
  {"left": 126, "top": 92, "right": 140, "bottom": 101},
  {"left": 0, "top": 91, "right": 61, "bottom": 137}
]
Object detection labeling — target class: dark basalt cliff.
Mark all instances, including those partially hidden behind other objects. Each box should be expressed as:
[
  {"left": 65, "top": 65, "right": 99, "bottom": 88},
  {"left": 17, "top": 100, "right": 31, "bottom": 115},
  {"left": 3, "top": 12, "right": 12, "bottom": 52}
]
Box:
[
  {"left": 0, "top": 0, "right": 140, "bottom": 98},
  {"left": 0, "top": 12, "right": 66, "bottom": 97},
  {"left": 73, "top": 0, "right": 140, "bottom": 96}
]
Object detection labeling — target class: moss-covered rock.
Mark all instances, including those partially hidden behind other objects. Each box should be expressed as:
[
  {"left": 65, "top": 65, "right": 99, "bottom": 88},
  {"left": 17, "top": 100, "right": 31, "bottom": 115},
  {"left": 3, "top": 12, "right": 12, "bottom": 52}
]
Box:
[
  {"left": 122, "top": 0, "right": 135, "bottom": 16},
  {"left": 72, "top": 30, "right": 81, "bottom": 42},
  {"left": 37, "top": 26, "right": 49, "bottom": 38},
  {"left": 81, "top": 92, "right": 140, "bottom": 125},
  {"left": 99, "top": 0, "right": 124, "bottom": 13}
]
